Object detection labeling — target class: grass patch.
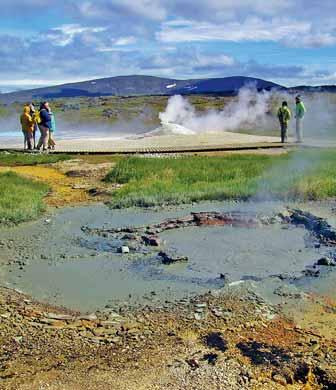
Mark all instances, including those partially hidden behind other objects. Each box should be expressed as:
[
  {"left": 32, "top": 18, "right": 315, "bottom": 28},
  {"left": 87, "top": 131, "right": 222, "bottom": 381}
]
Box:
[
  {"left": 0, "top": 172, "right": 49, "bottom": 224},
  {"left": 105, "top": 150, "right": 336, "bottom": 208},
  {"left": 0, "top": 153, "right": 71, "bottom": 167}
]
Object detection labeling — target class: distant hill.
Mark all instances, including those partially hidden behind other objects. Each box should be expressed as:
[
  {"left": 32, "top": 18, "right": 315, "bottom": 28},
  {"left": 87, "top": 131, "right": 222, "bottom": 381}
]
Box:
[
  {"left": 174, "top": 76, "right": 283, "bottom": 95},
  {"left": 289, "top": 85, "right": 336, "bottom": 93},
  {"left": 0, "top": 75, "right": 285, "bottom": 103},
  {"left": 1, "top": 75, "right": 335, "bottom": 103}
]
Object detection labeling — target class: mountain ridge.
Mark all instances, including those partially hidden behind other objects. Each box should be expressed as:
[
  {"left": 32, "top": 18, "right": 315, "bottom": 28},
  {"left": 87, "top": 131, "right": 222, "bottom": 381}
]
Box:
[{"left": 0, "top": 75, "right": 334, "bottom": 102}]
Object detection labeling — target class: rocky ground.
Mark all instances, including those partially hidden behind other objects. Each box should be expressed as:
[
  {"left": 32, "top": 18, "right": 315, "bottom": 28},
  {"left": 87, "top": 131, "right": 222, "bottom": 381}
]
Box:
[{"left": 1, "top": 283, "right": 336, "bottom": 390}]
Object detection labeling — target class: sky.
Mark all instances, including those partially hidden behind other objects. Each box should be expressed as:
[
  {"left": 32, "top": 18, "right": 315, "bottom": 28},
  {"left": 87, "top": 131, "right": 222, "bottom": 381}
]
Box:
[{"left": 1, "top": 0, "right": 336, "bottom": 92}]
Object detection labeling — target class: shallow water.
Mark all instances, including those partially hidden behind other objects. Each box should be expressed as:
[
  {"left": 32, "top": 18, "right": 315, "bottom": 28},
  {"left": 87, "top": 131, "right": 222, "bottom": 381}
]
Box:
[
  {"left": 0, "top": 201, "right": 332, "bottom": 312},
  {"left": 159, "top": 225, "right": 319, "bottom": 281}
]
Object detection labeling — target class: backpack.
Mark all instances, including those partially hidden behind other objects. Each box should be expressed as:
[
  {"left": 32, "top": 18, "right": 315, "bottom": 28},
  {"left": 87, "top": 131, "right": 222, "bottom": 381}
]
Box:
[
  {"left": 33, "top": 111, "right": 41, "bottom": 124},
  {"left": 278, "top": 108, "right": 284, "bottom": 123}
]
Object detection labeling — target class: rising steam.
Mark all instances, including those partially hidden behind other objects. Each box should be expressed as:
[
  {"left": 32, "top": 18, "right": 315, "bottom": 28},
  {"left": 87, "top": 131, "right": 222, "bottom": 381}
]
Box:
[
  {"left": 159, "top": 86, "right": 271, "bottom": 133},
  {"left": 157, "top": 86, "right": 336, "bottom": 139}
]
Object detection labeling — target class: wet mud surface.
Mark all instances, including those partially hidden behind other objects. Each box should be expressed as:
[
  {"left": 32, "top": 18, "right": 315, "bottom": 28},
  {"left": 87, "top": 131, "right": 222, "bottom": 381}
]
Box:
[{"left": 0, "top": 201, "right": 335, "bottom": 313}]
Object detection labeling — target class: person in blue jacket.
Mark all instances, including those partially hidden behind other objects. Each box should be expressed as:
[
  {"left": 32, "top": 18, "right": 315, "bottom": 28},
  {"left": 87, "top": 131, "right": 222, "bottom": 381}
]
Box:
[
  {"left": 48, "top": 109, "right": 56, "bottom": 150},
  {"left": 37, "top": 102, "right": 52, "bottom": 151}
]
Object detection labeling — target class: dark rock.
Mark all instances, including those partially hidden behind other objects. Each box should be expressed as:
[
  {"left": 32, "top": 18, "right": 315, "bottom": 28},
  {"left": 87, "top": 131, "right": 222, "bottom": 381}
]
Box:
[
  {"left": 294, "top": 362, "right": 311, "bottom": 384},
  {"left": 66, "top": 170, "right": 90, "bottom": 178},
  {"left": 272, "top": 273, "right": 292, "bottom": 281},
  {"left": 142, "top": 235, "right": 161, "bottom": 246},
  {"left": 316, "top": 257, "right": 335, "bottom": 266},
  {"left": 87, "top": 188, "right": 111, "bottom": 197},
  {"left": 186, "top": 358, "right": 199, "bottom": 369},
  {"left": 158, "top": 251, "right": 188, "bottom": 264},
  {"left": 122, "top": 233, "right": 138, "bottom": 241},
  {"left": 303, "top": 267, "right": 320, "bottom": 277},
  {"left": 203, "top": 353, "right": 218, "bottom": 365},
  {"left": 289, "top": 209, "right": 336, "bottom": 244},
  {"left": 219, "top": 273, "right": 229, "bottom": 280},
  {"left": 313, "top": 365, "right": 336, "bottom": 388},
  {"left": 203, "top": 332, "right": 228, "bottom": 352}
]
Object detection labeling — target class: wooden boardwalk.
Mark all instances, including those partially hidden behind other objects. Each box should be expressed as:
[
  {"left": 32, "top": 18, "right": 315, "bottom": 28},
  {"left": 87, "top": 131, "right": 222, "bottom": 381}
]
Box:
[{"left": 0, "top": 142, "right": 292, "bottom": 155}]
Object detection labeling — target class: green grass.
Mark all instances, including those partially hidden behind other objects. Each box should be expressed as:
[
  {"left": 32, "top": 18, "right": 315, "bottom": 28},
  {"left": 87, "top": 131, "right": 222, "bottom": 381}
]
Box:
[
  {"left": 0, "top": 172, "right": 49, "bottom": 224},
  {"left": 105, "top": 150, "right": 336, "bottom": 208},
  {"left": 0, "top": 153, "right": 71, "bottom": 167}
]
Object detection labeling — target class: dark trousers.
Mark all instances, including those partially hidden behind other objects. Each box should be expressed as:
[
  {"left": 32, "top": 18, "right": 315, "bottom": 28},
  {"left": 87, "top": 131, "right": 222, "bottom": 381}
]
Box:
[
  {"left": 280, "top": 122, "right": 288, "bottom": 143},
  {"left": 33, "top": 123, "right": 38, "bottom": 148}
]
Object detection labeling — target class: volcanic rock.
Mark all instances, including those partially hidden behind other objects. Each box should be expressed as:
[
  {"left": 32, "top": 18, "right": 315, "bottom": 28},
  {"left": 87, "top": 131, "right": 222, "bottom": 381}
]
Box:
[
  {"left": 303, "top": 267, "right": 320, "bottom": 277},
  {"left": 142, "top": 235, "right": 161, "bottom": 246},
  {"left": 158, "top": 251, "right": 188, "bottom": 264},
  {"left": 316, "top": 257, "right": 335, "bottom": 266}
]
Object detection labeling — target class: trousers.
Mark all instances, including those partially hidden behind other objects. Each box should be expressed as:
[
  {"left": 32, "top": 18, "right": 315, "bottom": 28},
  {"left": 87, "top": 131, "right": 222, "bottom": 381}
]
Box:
[
  {"left": 37, "top": 125, "right": 49, "bottom": 150},
  {"left": 296, "top": 117, "right": 303, "bottom": 143},
  {"left": 280, "top": 122, "right": 288, "bottom": 143}
]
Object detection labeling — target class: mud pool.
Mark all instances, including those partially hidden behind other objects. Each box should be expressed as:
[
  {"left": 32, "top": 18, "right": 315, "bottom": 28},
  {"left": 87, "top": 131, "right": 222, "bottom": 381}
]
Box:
[{"left": 0, "top": 201, "right": 335, "bottom": 312}]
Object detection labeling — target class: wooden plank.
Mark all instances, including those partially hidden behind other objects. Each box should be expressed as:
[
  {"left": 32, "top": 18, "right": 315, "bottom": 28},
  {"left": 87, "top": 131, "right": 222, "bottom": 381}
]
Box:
[{"left": 0, "top": 142, "right": 295, "bottom": 155}]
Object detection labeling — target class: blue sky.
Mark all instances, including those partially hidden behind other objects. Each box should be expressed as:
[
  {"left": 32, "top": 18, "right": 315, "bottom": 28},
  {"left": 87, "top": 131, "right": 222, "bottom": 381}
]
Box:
[{"left": 1, "top": 0, "right": 336, "bottom": 91}]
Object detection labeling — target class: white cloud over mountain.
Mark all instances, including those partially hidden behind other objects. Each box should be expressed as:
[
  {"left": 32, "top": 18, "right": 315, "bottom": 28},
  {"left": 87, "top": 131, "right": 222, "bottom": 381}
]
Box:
[{"left": 0, "top": 0, "right": 335, "bottom": 87}]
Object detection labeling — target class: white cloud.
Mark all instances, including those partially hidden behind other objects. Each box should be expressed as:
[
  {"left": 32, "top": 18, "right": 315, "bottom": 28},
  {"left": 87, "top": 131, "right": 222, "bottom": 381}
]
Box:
[
  {"left": 47, "top": 24, "right": 107, "bottom": 46},
  {"left": 77, "top": 0, "right": 292, "bottom": 23},
  {"left": 195, "top": 54, "right": 235, "bottom": 67},
  {"left": 285, "top": 32, "right": 336, "bottom": 48},
  {"left": 96, "top": 36, "right": 138, "bottom": 52},
  {"left": 0, "top": 77, "right": 94, "bottom": 87},
  {"left": 114, "top": 36, "right": 137, "bottom": 46},
  {"left": 0, "top": 0, "right": 336, "bottom": 87},
  {"left": 157, "top": 18, "right": 313, "bottom": 43},
  {"left": 78, "top": 0, "right": 166, "bottom": 21}
]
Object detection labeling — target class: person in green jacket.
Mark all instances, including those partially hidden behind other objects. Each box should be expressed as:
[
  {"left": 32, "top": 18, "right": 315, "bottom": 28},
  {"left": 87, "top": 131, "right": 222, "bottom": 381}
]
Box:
[
  {"left": 295, "top": 95, "right": 306, "bottom": 143},
  {"left": 277, "top": 101, "right": 291, "bottom": 143}
]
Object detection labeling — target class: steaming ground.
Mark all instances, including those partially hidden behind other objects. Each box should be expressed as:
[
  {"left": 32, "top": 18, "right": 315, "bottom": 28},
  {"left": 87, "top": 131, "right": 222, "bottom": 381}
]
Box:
[
  {"left": 156, "top": 87, "right": 336, "bottom": 139},
  {"left": 0, "top": 87, "right": 335, "bottom": 150}
]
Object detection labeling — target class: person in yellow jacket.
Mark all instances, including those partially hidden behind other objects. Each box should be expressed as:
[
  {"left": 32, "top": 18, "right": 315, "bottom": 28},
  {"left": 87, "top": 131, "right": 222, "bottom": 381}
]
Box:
[
  {"left": 277, "top": 101, "right": 291, "bottom": 143},
  {"left": 20, "top": 105, "right": 35, "bottom": 150}
]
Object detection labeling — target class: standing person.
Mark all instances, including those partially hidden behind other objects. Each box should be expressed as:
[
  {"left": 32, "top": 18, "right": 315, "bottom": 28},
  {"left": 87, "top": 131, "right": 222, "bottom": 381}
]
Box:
[
  {"left": 295, "top": 95, "right": 306, "bottom": 143},
  {"left": 277, "top": 101, "right": 291, "bottom": 143},
  {"left": 48, "top": 109, "right": 56, "bottom": 150},
  {"left": 20, "top": 106, "right": 34, "bottom": 150},
  {"left": 29, "top": 103, "right": 39, "bottom": 149},
  {"left": 37, "top": 102, "right": 51, "bottom": 151}
]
